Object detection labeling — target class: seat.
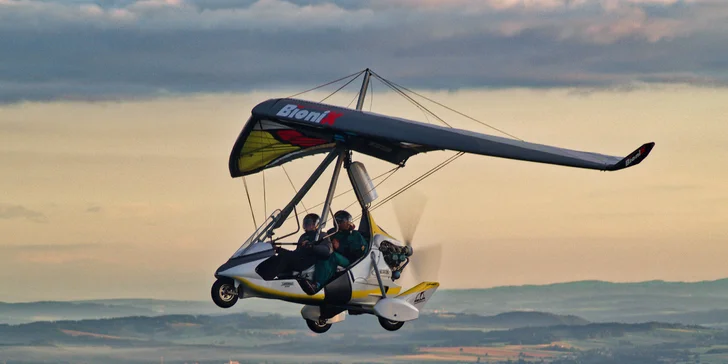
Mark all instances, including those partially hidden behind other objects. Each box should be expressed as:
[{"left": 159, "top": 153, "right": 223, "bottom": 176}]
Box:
[
  {"left": 297, "top": 265, "right": 316, "bottom": 280},
  {"left": 358, "top": 208, "right": 372, "bottom": 243}
]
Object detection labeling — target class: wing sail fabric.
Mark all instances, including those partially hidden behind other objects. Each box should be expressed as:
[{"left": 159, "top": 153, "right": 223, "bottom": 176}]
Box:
[
  {"left": 253, "top": 99, "right": 654, "bottom": 171},
  {"left": 230, "top": 98, "right": 654, "bottom": 177},
  {"left": 229, "top": 119, "right": 335, "bottom": 177}
]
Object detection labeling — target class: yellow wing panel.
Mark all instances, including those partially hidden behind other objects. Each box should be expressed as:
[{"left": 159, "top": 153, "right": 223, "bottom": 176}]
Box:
[{"left": 238, "top": 131, "right": 301, "bottom": 173}]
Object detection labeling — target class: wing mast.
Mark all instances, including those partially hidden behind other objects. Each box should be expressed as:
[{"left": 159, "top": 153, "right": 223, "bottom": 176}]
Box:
[{"left": 314, "top": 69, "right": 373, "bottom": 239}]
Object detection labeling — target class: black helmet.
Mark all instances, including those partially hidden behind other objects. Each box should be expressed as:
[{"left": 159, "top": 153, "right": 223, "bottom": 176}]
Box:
[
  {"left": 334, "top": 210, "right": 352, "bottom": 224},
  {"left": 302, "top": 213, "right": 320, "bottom": 228}
]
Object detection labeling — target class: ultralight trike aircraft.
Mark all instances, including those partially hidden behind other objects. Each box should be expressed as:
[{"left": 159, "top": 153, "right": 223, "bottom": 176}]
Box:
[{"left": 211, "top": 69, "right": 655, "bottom": 333}]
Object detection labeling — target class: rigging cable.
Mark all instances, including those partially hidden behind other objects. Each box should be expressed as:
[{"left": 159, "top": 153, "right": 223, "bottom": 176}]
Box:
[
  {"left": 282, "top": 165, "right": 308, "bottom": 214},
  {"left": 287, "top": 70, "right": 365, "bottom": 99},
  {"left": 320, "top": 71, "right": 364, "bottom": 104},
  {"left": 323, "top": 166, "right": 401, "bottom": 225},
  {"left": 374, "top": 152, "right": 463, "bottom": 210},
  {"left": 370, "top": 71, "right": 452, "bottom": 128},
  {"left": 356, "top": 152, "right": 464, "bottom": 221},
  {"left": 375, "top": 73, "right": 610, "bottom": 165},
  {"left": 297, "top": 69, "right": 468, "bottom": 222},
  {"left": 377, "top": 73, "right": 613, "bottom": 163},
  {"left": 369, "top": 77, "right": 374, "bottom": 112},
  {"left": 346, "top": 92, "right": 360, "bottom": 109},
  {"left": 242, "top": 176, "right": 258, "bottom": 227},
  {"left": 354, "top": 153, "right": 463, "bottom": 221},
  {"left": 281, "top": 68, "right": 519, "bottom": 224},
  {"left": 283, "top": 165, "right": 400, "bottom": 223},
  {"left": 379, "top": 77, "right": 525, "bottom": 142}
]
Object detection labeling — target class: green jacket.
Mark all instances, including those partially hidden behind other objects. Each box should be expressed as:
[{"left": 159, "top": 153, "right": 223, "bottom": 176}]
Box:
[{"left": 331, "top": 230, "right": 367, "bottom": 261}]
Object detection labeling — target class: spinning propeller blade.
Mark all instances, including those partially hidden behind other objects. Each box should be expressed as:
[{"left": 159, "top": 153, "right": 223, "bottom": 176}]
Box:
[
  {"left": 410, "top": 244, "right": 442, "bottom": 282},
  {"left": 393, "top": 189, "right": 443, "bottom": 283},
  {"left": 393, "top": 189, "right": 427, "bottom": 248}
]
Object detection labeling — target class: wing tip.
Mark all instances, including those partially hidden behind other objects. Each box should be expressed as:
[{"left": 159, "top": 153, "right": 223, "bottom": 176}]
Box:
[{"left": 606, "top": 142, "right": 655, "bottom": 171}]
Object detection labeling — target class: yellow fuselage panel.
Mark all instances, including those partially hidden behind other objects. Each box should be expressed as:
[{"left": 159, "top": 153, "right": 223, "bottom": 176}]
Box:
[{"left": 234, "top": 276, "right": 401, "bottom": 306}]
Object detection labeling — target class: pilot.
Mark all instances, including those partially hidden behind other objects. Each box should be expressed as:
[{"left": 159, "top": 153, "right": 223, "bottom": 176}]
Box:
[
  {"left": 292, "top": 213, "right": 333, "bottom": 270},
  {"left": 296, "top": 213, "right": 321, "bottom": 251},
  {"left": 301, "top": 210, "right": 366, "bottom": 294}
]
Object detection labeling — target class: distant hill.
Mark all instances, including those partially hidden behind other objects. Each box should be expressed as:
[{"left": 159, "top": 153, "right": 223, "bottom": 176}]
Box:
[
  {"left": 0, "top": 301, "right": 158, "bottom": 325},
  {"left": 631, "top": 309, "right": 728, "bottom": 327},
  {"left": 4, "top": 278, "right": 728, "bottom": 325},
  {"left": 422, "top": 311, "right": 589, "bottom": 329},
  {"left": 0, "top": 311, "right": 694, "bottom": 348},
  {"left": 473, "top": 278, "right": 728, "bottom": 294},
  {"left": 0, "top": 310, "right": 718, "bottom": 364},
  {"left": 0, "top": 297, "right": 299, "bottom": 325},
  {"left": 425, "top": 278, "right": 728, "bottom": 323}
]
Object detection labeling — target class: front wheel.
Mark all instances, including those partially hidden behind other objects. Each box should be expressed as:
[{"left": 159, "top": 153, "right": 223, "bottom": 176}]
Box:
[
  {"left": 305, "top": 319, "right": 332, "bottom": 334},
  {"left": 211, "top": 279, "right": 238, "bottom": 308},
  {"left": 378, "top": 317, "right": 405, "bottom": 331}
]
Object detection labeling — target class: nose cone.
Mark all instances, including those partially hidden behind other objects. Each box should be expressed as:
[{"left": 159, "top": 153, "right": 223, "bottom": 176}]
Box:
[
  {"left": 214, "top": 263, "right": 226, "bottom": 277},
  {"left": 214, "top": 245, "right": 276, "bottom": 278}
]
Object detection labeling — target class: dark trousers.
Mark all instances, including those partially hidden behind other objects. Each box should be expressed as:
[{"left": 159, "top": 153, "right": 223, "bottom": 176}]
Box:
[{"left": 257, "top": 248, "right": 318, "bottom": 280}]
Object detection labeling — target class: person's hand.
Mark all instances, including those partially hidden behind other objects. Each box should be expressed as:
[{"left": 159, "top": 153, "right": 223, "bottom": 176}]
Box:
[{"left": 332, "top": 239, "right": 340, "bottom": 250}]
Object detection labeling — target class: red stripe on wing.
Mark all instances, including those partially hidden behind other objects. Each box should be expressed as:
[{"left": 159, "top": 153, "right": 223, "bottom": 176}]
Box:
[{"left": 275, "top": 130, "right": 327, "bottom": 148}]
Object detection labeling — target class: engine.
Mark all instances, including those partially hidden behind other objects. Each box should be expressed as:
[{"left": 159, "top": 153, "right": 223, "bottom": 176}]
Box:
[{"left": 379, "top": 241, "right": 413, "bottom": 280}]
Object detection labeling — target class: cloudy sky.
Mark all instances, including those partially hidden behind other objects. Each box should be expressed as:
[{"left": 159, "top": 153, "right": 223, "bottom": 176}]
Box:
[
  {"left": 2, "top": 0, "right": 728, "bottom": 103},
  {"left": 1, "top": 0, "right": 728, "bottom": 302}
]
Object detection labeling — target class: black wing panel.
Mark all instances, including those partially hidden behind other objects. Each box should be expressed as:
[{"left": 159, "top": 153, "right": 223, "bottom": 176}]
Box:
[{"left": 230, "top": 98, "right": 654, "bottom": 177}]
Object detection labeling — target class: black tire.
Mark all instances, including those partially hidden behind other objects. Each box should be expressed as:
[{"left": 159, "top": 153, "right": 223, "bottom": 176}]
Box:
[
  {"left": 211, "top": 279, "right": 238, "bottom": 308},
  {"left": 378, "top": 317, "right": 405, "bottom": 331},
  {"left": 305, "top": 319, "right": 332, "bottom": 334}
]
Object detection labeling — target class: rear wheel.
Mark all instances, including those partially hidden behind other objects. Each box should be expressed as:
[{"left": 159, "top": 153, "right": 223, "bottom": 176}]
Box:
[
  {"left": 305, "top": 319, "right": 332, "bottom": 334},
  {"left": 378, "top": 317, "right": 405, "bottom": 331},
  {"left": 211, "top": 279, "right": 238, "bottom": 308}
]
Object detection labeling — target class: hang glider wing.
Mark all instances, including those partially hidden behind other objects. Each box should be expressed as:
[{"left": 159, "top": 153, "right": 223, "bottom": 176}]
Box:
[
  {"left": 228, "top": 118, "right": 336, "bottom": 177},
  {"left": 229, "top": 98, "right": 654, "bottom": 177}
]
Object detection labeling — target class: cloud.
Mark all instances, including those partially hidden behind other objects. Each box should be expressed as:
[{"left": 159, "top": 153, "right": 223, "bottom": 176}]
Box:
[
  {"left": 0, "top": 0, "right": 727, "bottom": 103},
  {"left": 0, "top": 204, "right": 48, "bottom": 223}
]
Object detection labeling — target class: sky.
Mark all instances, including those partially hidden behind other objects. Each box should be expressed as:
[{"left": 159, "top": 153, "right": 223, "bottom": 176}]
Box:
[{"left": 1, "top": 0, "right": 728, "bottom": 302}]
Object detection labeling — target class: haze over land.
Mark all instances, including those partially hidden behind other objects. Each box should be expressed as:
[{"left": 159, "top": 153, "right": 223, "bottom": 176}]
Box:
[{"left": 5, "top": 280, "right": 728, "bottom": 363}]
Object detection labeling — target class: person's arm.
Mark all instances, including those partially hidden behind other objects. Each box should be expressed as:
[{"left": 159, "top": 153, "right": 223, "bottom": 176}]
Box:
[
  {"left": 295, "top": 235, "right": 308, "bottom": 251},
  {"left": 311, "top": 238, "right": 333, "bottom": 259}
]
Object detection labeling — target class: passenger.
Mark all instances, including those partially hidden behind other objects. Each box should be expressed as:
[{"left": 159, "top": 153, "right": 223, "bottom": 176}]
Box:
[
  {"left": 301, "top": 210, "right": 367, "bottom": 294},
  {"left": 328, "top": 210, "right": 367, "bottom": 262}
]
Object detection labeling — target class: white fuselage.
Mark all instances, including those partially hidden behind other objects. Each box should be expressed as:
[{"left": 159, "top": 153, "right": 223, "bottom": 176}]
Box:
[{"left": 216, "top": 233, "right": 403, "bottom": 307}]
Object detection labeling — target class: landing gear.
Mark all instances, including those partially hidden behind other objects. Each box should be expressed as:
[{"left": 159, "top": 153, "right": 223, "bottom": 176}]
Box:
[
  {"left": 305, "top": 319, "right": 332, "bottom": 334},
  {"left": 211, "top": 278, "right": 238, "bottom": 308},
  {"left": 378, "top": 317, "right": 405, "bottom": 331}
]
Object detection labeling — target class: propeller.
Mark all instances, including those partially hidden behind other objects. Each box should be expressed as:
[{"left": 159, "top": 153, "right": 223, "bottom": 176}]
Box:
[{"left": 392, "top": 189, "right": 443, "bottom": 283}]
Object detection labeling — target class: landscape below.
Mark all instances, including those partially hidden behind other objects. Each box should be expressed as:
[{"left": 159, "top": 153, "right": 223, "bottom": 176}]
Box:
[{"left": 3, "top": 279, "right": 728, "bottom": 363}]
